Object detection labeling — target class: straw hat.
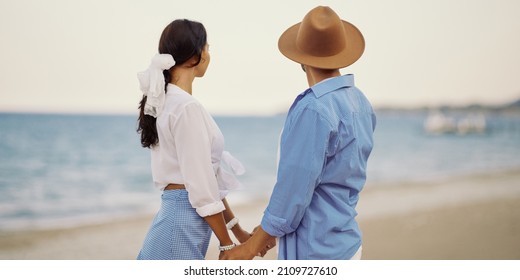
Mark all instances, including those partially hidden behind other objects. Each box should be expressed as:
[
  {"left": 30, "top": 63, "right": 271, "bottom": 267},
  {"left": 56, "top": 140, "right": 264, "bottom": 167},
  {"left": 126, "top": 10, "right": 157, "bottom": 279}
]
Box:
[{"left": 278, "top": 6, "right": 365, "bottom": 69}]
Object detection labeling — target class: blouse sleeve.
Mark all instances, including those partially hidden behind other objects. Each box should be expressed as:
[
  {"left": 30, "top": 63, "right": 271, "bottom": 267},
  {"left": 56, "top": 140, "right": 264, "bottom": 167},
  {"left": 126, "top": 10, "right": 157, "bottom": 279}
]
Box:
[{"left": 172, "top": 102, "right": 225, "bottom": 217}]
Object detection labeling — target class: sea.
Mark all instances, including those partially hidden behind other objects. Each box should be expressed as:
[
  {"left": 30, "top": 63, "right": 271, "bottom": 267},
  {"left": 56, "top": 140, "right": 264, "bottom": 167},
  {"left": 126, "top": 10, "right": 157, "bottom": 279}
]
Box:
[{"left": 1, "top": 111, "right": 520, "bottom": 231}]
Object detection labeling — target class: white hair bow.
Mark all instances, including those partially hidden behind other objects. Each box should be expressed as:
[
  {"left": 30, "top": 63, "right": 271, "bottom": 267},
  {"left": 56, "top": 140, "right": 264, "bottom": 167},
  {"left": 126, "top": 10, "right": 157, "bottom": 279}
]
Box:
[{"left": 137, "top": 54, "right": 176, "bottom": 117}]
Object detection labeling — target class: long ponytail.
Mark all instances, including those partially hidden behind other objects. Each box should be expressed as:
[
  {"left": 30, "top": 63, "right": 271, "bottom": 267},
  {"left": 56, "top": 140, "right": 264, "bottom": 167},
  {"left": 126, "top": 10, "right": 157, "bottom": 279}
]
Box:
[{"left": 137, "top": 19, "right": 207, "bottom": 149}]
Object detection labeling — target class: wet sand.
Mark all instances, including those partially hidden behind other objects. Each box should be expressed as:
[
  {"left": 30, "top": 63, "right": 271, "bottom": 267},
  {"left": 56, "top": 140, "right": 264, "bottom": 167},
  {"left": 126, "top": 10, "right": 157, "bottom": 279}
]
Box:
[{"left": 1, "top": 170, "right": 519, "bottom": 260}]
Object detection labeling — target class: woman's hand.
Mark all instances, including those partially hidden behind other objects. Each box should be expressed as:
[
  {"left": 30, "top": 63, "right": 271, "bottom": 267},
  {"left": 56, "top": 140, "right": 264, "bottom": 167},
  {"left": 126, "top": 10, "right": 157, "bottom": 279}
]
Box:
[{"left": 220, "top": 243, "right": 256, "bottom": 260}]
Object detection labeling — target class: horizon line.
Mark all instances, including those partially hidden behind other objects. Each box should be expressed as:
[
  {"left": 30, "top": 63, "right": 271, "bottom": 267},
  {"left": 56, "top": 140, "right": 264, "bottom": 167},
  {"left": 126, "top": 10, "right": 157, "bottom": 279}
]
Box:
[{"left": 1, "top": 96, "right": 518, "bottom": 117}]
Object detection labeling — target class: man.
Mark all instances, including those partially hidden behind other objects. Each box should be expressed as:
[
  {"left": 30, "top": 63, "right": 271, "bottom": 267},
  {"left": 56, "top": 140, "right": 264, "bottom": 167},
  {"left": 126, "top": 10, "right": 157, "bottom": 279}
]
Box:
[{"left": 222, "top": 6, "right": 375, "bottom": 260}]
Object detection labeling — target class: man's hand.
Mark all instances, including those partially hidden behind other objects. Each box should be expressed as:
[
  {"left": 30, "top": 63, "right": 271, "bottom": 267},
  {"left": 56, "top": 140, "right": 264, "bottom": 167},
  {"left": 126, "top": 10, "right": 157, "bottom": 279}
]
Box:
[{"left": 253, "top": 225, "right": 277, "bottom": 257}]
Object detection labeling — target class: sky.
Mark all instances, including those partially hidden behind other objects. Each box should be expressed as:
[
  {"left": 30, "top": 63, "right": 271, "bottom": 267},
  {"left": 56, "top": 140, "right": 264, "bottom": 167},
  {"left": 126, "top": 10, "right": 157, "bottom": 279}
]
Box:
[{"left": 1, "top": 0, "right": 519, "bottom": 115}]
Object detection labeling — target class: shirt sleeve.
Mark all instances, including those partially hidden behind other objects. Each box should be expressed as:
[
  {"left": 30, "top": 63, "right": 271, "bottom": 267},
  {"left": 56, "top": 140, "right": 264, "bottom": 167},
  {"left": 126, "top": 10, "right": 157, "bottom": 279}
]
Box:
[
  {"left": 172, "top": 102, "right": 225, "bottom": 217},
  {"left": 261, "top": 107, "right": 333, "bottom": 237}
]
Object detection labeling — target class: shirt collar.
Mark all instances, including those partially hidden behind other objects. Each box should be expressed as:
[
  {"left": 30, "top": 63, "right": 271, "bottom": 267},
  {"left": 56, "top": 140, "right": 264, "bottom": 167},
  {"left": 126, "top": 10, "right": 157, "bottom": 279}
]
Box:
[
  {"left": 167, "top": 83, "right": 187, "bottom": 95},
  {"left": 288, "top": 74, "right": 356, "bottom": 114},
  {"left": 309, "top": 74, "right": 355, "bottom": 98}
]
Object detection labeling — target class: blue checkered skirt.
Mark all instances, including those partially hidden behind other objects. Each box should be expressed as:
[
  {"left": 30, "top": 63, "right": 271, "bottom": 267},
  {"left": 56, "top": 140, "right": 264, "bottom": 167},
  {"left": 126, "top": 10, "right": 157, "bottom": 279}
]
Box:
[{"left": 137, "top": 189, "right": 211, "bottom": 260}]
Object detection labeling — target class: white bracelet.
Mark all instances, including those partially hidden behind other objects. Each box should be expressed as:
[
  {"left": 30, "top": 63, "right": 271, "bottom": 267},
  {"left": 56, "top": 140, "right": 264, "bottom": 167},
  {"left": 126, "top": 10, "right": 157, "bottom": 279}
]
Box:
[
  {"left": 218, "top": 243, "right": 236, "bottom": 252},
  {"left": 226, "top": 217, "right": 239, "bottom": 230}
]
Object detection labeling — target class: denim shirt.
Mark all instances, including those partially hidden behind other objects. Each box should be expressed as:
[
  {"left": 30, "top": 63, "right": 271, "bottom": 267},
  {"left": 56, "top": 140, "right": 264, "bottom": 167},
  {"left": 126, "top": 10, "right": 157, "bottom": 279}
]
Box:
[{"left": 261, "top": 74, "right": 376, "bottom": 259}]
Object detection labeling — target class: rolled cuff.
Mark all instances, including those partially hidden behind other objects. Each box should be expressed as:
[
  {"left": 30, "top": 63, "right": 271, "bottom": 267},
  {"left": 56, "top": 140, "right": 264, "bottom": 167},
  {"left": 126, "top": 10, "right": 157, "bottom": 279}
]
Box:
[
  {"left": 196, "top": 200, "right": 225, "bottom": 217},
  {"left": 261, "top": 209, "right": 296, "bottom": 237}
]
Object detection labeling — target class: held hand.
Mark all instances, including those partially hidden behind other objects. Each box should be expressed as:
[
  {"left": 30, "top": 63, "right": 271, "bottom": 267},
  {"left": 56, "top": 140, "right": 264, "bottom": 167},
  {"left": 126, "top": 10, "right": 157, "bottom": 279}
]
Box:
[
  {"left": 266, "top": 236, "right": 277, "bottom": 253},
  {"left": 220, "top": 243, "right": 256, "bottom": 260},
  {"left": 250, "top": 225, "right": 277, "bottom": 257},
  {"left": 257, "top": 236, "right": 277, "bottom": 257}
]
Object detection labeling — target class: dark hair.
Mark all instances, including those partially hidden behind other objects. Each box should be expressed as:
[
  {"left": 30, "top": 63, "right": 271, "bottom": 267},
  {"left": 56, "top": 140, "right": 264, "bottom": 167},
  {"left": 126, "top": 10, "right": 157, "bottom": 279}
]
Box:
[{"left": 137, "top": 19, "right": 207, "bottom": 148}]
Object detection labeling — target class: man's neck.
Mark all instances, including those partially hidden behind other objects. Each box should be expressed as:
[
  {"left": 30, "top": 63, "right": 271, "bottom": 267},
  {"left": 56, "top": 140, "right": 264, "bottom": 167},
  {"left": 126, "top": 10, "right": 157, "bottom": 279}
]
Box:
[{"left": 306, "top": 67, "right": 341, "bottom": 87}]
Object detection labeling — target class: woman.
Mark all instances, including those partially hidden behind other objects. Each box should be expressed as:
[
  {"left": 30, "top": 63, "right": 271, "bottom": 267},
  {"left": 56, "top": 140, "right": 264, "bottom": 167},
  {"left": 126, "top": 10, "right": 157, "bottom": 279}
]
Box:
[{"left": 136, "top": 19, "right": 250, "bottom": 260}]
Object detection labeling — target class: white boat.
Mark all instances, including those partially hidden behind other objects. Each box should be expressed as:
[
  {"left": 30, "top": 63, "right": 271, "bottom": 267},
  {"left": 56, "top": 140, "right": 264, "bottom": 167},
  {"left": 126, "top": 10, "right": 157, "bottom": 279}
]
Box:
[
  {"left": 457, "top": 113, "right": 486, "bottom": 135},
  {"left": 424, "top": 111, "right": 486, "bottom": 135},
  {"left": 424, "top": 111, "right": 457, "bottom": 134}
]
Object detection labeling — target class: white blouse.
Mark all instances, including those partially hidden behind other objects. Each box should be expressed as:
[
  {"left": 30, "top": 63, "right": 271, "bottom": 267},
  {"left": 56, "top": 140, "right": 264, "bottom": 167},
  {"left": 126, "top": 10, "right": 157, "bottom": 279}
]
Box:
[{"left": 150, "top": 84, "right": 244, "bottom": 217}]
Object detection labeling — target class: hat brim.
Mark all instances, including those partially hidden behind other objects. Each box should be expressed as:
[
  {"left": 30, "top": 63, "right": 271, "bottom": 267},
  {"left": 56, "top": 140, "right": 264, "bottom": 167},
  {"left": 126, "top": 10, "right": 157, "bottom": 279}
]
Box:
[{"left": 278, "top": 20, "right": 365, "bottom": 69}]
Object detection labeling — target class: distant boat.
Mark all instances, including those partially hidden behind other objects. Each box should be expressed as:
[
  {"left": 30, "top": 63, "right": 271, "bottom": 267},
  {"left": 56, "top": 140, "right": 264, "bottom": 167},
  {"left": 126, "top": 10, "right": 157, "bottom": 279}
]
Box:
[
  {"left": 457, "top": 113, "right": 486, "bottom": 135},
  {"left": 424, "top": 111, "right": 486, "bottom": 135},
  {"left": 424, "top": 111, "right": 457, "bottom": 134}
]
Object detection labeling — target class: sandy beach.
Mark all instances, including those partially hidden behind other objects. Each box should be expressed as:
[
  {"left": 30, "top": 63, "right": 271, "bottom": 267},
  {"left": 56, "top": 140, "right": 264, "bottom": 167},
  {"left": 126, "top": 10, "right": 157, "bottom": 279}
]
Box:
[{"left": 1, "top": 169, "right": 519, "bottom": 260}]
